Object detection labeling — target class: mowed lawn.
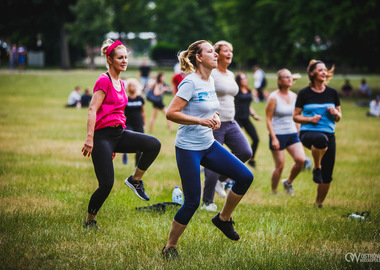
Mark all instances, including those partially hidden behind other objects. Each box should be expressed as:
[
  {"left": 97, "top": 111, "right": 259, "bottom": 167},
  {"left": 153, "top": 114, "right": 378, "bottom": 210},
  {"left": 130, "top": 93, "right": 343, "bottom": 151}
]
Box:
[{"left": 0, "top": 70, "right": 379, "bottom": 269}]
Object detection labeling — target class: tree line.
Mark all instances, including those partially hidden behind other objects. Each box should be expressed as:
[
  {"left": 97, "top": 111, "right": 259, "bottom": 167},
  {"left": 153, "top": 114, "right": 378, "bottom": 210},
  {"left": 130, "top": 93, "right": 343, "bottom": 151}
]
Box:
[{"left": 1, "top": 0, "right": 379, "bottom": 72}]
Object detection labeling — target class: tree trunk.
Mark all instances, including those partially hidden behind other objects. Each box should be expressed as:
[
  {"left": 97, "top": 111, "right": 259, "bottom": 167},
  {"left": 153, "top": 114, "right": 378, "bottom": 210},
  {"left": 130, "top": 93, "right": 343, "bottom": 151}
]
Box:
[
  {"left": 87, "top": 45, "right": 95, "bottom": 70},
  {"left": 59, "top": 16, "right": 70, "bottom": 70}
]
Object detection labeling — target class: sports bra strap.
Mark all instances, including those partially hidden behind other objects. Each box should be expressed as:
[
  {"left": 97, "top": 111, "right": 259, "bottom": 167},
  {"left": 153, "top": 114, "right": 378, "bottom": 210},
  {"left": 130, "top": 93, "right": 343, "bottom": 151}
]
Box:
[{"left": 105, "top": 72, "right": 112, "bottom": 81}]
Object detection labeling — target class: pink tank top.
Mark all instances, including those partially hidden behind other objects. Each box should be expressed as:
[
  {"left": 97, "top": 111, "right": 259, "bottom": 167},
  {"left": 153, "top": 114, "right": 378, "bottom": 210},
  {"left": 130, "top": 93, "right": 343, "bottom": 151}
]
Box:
[{"left": 93, "top": 73, "right": 128, "bottom": 130}]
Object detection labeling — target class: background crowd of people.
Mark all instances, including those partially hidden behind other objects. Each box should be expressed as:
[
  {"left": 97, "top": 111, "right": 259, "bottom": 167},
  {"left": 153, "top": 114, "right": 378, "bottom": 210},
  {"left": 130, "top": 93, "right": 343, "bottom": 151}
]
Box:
[{"left": 8, "top": 44, "right": 27, "bottom": 71}]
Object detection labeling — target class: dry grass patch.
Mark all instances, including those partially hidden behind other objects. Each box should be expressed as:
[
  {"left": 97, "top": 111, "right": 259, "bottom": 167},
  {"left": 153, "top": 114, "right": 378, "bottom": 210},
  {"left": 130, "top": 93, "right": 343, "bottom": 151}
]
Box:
[{"left": 0, "top": 196, "right": 62, "bottom": 214}]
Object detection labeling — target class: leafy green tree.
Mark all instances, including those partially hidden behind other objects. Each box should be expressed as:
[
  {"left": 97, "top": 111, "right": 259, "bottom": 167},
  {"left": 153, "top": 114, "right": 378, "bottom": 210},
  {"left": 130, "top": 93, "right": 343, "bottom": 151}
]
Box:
[
  {"left": 67, "top": 0, "right": 112, "bottom": 69},
  {"left": 150, "top": 0, "right": 221, "bottom": 51},
  {"left": 0, "top": 0, "right": 76, "bottom": 68},
  {"left": 111, "top": 0, "right": 153, "bottom": 34},
  {"left": 214, "top": 0, "right": 380, "bottom": 71}
]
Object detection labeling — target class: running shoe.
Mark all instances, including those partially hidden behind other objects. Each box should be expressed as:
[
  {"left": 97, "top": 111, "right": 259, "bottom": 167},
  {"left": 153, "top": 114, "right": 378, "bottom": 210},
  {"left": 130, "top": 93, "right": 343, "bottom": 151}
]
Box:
[
  {"left": 312, "top": 168, "right": 323, "bottom": 184},
  {"left": 303, "top": 157, "right": 312, "bottom": 170},
  {"left": 282, "top": 179, "right": 294, "bottom": 196},
  {"left": 211, "top": 212, "right": 240, "bottom": 241},
  {"left": 314, "top": 202, "right": 323, "bottom": 209},
  {"left": 200, "top": 202, "right": 218, "bottom": 212},
  {"left": 248, "top": 160, "right": 256, "bottom": 169},
  {"left": 162, "top": 246, "right": 179, "bottom": 260},
  {"left": 124, "top": 175, "right": 150, "bottom": 201},
  {"left": 215, "top": 180, "right": 226, "bottom": 198},
  {"left": 224, "top": 180, "right": 235, "bottom": 192},
  {"left": 83, "top": 219, "right": 101, "bottom": 230}
]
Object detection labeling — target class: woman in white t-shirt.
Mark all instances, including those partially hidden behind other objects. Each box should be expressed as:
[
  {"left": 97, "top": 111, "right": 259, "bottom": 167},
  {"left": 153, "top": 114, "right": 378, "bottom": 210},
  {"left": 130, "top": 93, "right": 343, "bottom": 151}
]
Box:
[
  {"left": 162, "top": 40, "right": 254, "bottom": 259},
  {"left": 265, "top": 69, "right": 305, "bottom": 196}
]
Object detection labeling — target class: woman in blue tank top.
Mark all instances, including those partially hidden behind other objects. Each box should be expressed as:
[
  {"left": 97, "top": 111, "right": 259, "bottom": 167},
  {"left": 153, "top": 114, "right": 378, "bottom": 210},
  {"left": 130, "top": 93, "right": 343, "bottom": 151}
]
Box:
[{"left": 293, "top": 60, "right": 341, "bottom": 208}]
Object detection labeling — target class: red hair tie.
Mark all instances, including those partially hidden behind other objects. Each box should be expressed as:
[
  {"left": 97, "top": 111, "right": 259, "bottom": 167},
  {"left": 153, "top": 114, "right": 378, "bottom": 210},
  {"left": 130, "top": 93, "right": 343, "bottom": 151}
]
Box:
[{"left": 106, "top": 40, "right": 123, "bottom": 57}]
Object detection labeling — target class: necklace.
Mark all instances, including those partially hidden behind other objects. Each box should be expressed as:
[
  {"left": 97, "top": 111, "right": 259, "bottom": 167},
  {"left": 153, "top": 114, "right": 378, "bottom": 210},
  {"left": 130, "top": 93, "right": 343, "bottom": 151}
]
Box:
[{"left": 111, "top": 77, "right": 121, "bottom": 91}]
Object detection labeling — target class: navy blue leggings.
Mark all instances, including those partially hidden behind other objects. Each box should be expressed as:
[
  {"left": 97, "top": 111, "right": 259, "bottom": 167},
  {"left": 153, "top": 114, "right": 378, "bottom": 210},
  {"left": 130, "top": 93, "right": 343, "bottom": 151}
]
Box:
[{"left": 174, "top": 141, "right": 254, "bottom": 225}]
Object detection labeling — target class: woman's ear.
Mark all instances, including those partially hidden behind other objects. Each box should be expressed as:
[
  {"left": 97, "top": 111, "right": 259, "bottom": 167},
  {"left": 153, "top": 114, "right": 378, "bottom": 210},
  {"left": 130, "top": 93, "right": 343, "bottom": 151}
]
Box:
[
  {"left": 107, "top": 56, "right": 113, "bottom": 66},
  {"left": 195, "top": 53, "right": 202, "bottom": 64}
]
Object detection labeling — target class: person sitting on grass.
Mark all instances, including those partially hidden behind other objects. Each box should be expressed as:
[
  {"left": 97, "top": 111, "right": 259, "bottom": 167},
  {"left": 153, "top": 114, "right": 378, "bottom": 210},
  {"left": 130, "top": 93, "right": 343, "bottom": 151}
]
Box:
[
  {"left": 66, "top": 86, "right": 81, "bottom": 107},
  {"left": 367, "top": 95, "right": 380, "bottom": 117},
  {"left": 80, "top": 88, "right": 92, "bottom": 108}
]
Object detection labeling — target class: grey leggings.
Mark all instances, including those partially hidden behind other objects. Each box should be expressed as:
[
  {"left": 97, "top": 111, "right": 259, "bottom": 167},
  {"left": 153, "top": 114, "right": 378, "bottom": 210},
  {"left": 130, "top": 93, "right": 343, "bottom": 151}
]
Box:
[{"left": 203, "top": 121, "right": 252, "bottom": 203}]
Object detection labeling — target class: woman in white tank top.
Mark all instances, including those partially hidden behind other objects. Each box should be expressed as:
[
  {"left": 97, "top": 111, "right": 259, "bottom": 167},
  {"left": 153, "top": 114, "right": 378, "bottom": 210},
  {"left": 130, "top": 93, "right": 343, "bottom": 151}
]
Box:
[{"left": 265, "top": 69, "right": 305, "bottom": 196}]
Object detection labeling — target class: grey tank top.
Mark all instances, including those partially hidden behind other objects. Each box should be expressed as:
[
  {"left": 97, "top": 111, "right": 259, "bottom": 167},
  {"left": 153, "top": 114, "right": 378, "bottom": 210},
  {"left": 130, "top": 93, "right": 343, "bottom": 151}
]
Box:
[{"left": 272, "top": 91, "right": 298, "bottom": 135}]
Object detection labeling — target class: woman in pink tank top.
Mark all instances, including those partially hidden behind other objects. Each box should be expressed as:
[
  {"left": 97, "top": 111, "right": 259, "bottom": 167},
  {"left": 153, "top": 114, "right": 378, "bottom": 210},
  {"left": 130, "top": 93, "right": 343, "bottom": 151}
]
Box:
[{"left": 81, "top": 39, "right": 161, "bottom": 230}]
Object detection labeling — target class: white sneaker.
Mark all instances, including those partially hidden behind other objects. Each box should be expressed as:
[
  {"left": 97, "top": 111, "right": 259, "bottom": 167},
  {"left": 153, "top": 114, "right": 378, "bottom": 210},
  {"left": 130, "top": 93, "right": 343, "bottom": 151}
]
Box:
[
  {"left": 200, "top": 202, "right": 218, "bottom": 212},
  {"left": 282, "top": 179, "right": 294, "bottom": 196},
  {"left": 215, "top": 180, "right": 226, "bottom": 198}
]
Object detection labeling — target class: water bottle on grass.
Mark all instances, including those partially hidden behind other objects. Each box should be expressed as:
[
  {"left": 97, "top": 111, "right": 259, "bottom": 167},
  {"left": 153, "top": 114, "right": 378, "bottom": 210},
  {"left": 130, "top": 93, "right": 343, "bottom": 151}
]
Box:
[{"left": 172, "top": 186, "right": 183, "bottom": 205}]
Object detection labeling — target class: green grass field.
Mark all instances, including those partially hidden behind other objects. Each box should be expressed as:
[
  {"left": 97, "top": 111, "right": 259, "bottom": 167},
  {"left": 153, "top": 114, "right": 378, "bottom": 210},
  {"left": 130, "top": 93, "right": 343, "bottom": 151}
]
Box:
[{"left": 0, "top": 70, "right": 379, "bottom": 269}]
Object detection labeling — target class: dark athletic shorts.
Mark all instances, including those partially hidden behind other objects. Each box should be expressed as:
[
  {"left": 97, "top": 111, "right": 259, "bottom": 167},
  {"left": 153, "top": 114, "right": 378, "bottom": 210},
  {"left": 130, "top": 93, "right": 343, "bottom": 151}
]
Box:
[{"left": 269, "top": 133, "right": 300, "bottom": 150}]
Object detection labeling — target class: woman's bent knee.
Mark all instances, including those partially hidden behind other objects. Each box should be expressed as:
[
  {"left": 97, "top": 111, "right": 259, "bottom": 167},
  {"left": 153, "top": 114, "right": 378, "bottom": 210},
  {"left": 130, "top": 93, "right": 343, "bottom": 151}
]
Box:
[
  {"left": 150, "top": 137, "right": 161, "bottom": 152},
  {"left": 232, "top": 170, "right": 254, "bottom": 195}
]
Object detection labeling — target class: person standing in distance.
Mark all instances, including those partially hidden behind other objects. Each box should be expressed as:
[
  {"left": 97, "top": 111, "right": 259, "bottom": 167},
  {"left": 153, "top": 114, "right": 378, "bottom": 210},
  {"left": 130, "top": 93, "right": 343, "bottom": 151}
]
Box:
[
  {"left": 234, "top": 72, "right": 262, "bottom": 169},
  {"left": 162, "top": 40, "right": 254, "bottom": 259},
  {"left": 122, "top": 78, "right": 146, "bottom": 166},
  {"left": 293, "top": 60, "right": 341, "bottom": 208},
  {"left": 147, "top": 72, "right": 173, "bottom": 132},
  {"left": 139, "top": 58, "right": 151, "bottom": 91},
  {"left": 81, "top": 39, "right": 161, "bottom": 229},
  {"left": 253, "top": 65, "right": 267, "bottom": 102},
  {"left": 266, "top": 69, "right": 305, "bottom": 196}
]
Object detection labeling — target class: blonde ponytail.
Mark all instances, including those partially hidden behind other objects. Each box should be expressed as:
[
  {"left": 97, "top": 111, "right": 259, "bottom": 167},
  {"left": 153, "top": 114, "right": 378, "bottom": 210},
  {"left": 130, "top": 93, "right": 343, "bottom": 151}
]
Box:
[
  {"left": 178, "top": 40, "right": 210, "bottom": 74},
  {"left": 101, "top": 39, "right": 114, "bottom": 56},
  {"left": 178, "top": 50, "right": 194, "bottom": 73}
]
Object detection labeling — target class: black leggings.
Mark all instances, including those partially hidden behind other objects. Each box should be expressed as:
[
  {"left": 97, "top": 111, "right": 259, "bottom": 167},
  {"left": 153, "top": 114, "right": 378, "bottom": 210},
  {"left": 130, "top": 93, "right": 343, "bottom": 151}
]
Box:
[
  {"left": 300, "top": 131, "right": 336, "bottom": 183},
  {"left": 126, "top": 124, "right": 145, "bottom": 166},
  {"left": 88, "top": 126, "right": 161, "bottom": 215},
  {"left": 235, "top": 118, "right": 259, "bottom": 159}
]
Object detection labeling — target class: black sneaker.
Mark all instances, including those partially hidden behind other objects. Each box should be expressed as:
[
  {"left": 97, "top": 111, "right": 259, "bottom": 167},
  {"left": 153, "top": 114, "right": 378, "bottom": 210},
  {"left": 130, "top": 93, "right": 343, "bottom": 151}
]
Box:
[
  {"left": 312, "top": 168, "right": 323, "bottom": 184},
  {"left": 83, "top": 219, "right": 101, "bottom": 230},
  {"left": 124, "top": 175, "right": 150, "bottom": 201},
  {"left": 162, "top": 246, "right": 179, "bottom": 260},
  {"left": 248, "top": 160, "right": 256, "bottom": 169},
  {"left": 314, "top": 203, "right": 323, "bottom": 209},
  {"left": 212, "top": 212, "right": 240, "bottom": 241}
]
